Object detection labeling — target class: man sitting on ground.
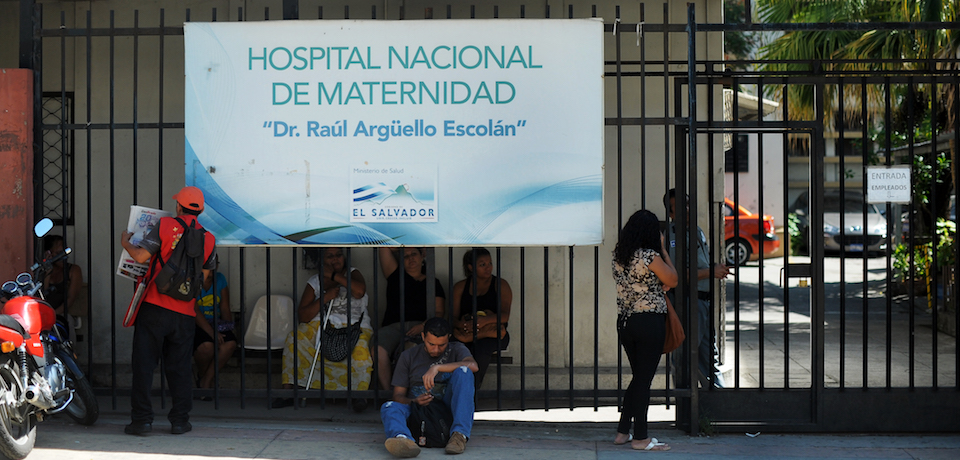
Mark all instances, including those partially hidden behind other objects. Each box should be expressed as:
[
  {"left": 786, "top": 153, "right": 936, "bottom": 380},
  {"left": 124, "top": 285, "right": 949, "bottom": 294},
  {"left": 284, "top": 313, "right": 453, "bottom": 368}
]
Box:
[{"left": 380, "top": 317, "right": 479, "bottom": 457}]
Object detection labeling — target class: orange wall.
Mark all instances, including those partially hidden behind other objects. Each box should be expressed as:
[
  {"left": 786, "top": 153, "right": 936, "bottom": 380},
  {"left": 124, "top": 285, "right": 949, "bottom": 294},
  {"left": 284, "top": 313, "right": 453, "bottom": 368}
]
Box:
[{"left": 0, "top": 69, "right": 34, "bottom": 283}]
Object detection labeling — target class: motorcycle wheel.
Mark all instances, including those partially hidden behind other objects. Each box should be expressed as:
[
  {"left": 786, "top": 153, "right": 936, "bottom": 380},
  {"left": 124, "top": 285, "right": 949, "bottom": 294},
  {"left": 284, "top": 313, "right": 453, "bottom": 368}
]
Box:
[
  {"left": 0, "top": 360, "right": 36, "bottom": 460},
  {"left": 59, "top": 357, "right": 99, "bottom": 426}
]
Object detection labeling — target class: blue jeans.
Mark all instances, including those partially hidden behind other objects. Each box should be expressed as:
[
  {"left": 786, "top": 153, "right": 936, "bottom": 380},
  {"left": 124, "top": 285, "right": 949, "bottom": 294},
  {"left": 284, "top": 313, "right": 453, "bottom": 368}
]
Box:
[{"left": 381, "top": 365, "right": 475, "bottom": 439}]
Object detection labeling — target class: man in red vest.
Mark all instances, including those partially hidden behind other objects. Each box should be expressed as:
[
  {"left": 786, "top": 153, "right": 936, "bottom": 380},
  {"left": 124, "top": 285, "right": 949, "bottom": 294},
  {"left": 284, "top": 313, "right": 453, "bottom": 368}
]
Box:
[{"left": 120, "top": 186, "right": 217, "bottom": 435}]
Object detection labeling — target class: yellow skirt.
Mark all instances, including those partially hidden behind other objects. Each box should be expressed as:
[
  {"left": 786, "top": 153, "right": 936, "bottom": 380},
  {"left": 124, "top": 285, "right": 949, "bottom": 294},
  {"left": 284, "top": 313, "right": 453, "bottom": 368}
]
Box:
[{"left": 280, "top": 320, "right": 373, "bottom": 391}]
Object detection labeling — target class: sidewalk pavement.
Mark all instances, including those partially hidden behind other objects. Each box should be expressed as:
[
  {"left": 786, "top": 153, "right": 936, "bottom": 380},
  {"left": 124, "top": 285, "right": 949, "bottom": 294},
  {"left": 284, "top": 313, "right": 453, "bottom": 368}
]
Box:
[{"left": 24, "top": 395, "right": 960, "bottom": 460}]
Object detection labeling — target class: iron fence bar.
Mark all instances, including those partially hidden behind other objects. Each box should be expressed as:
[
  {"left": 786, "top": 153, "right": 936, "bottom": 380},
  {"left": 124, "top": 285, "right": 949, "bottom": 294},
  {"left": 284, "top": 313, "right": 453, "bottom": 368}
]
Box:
[
  {"left": 638, "top": 3, "right": 647, "bottom": 210},
  {"left": 593, "top": 246, "right": 600, "bottom": 410},
  {"left": 705, "top": 78, "right": 717, "bottom": 392},
  {"left": 132, "top": 10, "right": 139, "bottom": 202},
  {"left": 613, "top": 3, "right": 624, "bottom": 411},
  {"left": 239, "top": 249, "right": 246, "bottom": 408},
  {"left": 694, "top": 21, "right": 960, "bottom": 32},
  {"left": 781, "top": 84, "right": 790, "bottom": 389},
  {"left": 40, "top": 123, "right": 186, "bottom": 130},
  {"left": 40, "top": 26, "right": 185, "bottom": 37},
  {"left": 495, "top": 247, "right": 503, "bottom": 410},
  {"left": 837, "top": 80, "right": 846, "bottom": 390},
  {"left": 519, "top": 247, "right": 526, "bottom": 410},
  {"left": 686, "top": 4, "right": 699, "bottom": 432},
  {"left": 158, "top": 9, "right": 166, "bottom": 201},
  {"left": 905, "top": 82, "right": 916, "bottom": 390},
  {"left": 568, "top": 246, "right": 574, "bottom": 410},
  {"left": 862, "top": 77, "right": 872, "bottom": 390},
  {"left": 666, "top": 0, "right": 681, "bottom": 403},
  {"left": 811, "top": 79, "right": 827, "bottom": 425},
  {"left": 883, "top": 78, "right": 892, "bottom": 389},
  {"left": 732, "top": 80, "right": 742, "bottom": 390},
  {"left": 265, "top": 248, "right": 272, "bottom": 409},
  {"left": 371, "top": 248, "right": 381, "bottom": 407},
  {"left": 955, "top": 77, "right": 960, "bottom": 389},
  {"left": 543, "top": 246, "right": 549, "bottom": 411},
  {"left": 929, "top": 75, "right": 939, "bottom": 390},
  {"left": 756, "top": 77, "right": 765, "bottom": 391}
]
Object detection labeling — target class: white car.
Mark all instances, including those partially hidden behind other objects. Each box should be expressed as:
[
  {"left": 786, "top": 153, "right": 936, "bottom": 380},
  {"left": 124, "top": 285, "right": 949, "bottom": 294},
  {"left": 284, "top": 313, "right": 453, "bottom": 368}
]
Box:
[{"left": 791, "top": 190, "right": 888, "bottom": 254}]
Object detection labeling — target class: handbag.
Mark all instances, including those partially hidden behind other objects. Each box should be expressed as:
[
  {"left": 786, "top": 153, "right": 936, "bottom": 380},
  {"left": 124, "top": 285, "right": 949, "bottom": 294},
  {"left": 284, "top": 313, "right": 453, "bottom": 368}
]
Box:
[
  {"left": 663, "top": 296, "right": 685, "bottom": 354},
  {"left": 453, "top": 313, "right": 506, "bottom": 343},
  {"left": 321, "top": 311, "right": 364, "bottom": 362}
]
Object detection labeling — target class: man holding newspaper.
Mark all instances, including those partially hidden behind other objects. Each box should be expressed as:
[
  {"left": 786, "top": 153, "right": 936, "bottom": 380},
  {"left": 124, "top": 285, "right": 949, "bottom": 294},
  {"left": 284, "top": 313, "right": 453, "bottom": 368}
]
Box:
[{"left": 119, "top": 186, "right": 216, "bottom": 436}]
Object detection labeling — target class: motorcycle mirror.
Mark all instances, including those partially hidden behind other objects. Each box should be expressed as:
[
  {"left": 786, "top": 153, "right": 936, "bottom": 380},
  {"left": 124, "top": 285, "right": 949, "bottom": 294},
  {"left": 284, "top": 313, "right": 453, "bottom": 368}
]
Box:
[{"left": 34, "top": 218, "right": 54, "bottom": 238}]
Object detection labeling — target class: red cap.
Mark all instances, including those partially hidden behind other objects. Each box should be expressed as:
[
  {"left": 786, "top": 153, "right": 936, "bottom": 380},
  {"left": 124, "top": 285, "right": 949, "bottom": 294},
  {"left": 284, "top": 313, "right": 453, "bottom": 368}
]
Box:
[{"left": 173, "top": 186, "right": 204, "bottom": 212}]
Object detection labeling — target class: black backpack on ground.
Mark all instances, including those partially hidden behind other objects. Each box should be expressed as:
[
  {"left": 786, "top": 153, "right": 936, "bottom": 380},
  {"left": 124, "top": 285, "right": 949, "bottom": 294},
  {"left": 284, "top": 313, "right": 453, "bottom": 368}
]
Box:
[
  {"left": 406, "top": 400, "right": 453, "bottom": 448},
  {"left": 152, "top": 217, "right": 206, "bottom": 301}
]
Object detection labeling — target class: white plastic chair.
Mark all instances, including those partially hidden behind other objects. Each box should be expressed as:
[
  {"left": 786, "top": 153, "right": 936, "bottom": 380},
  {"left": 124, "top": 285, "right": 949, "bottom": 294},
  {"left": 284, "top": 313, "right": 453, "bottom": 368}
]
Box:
[{"left": 242, "top": 295, "right": 295, "bottom": 350}]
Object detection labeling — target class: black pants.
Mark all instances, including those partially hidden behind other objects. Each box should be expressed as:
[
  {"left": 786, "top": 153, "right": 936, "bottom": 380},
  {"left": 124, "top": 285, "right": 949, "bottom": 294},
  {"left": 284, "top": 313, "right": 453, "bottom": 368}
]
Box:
[
  {"left": 467, "top": 332, "right": 510, "bottom": 390},
  {"left": 131, "top": 302, "right": 196, "bottom": 425},
  {"left": 617, "top": 312, "right": 665, "bottom": 439}
]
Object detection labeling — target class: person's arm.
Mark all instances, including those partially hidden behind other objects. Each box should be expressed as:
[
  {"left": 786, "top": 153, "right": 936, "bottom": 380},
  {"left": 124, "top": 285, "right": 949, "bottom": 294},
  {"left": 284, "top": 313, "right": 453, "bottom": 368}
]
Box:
[
  {"left": 422, "top": 356, "right": 479, "bottom": 391},
  {"left": 477, "top": 279, "right": 512, "bottom": 326},
  {"left": 331, "top": 268, "right": 366, "bottom": 299},
  {"left": 297, "top": 282, "right": 334, "bottom": 324},
  {"left": 451, "top": 280, "right": 465, "bottom": 320},
  {"left": 391, "top": 385, "right": 433, "bottom": 405},
  {"left": 194, "top": 301, "right": 220, "bottom": 343},
  {"left": 218, "top": 283, "right": 233, "bottom": 323},
  {"left": 650, "top": 255, "right": 678, "bottom": 289},
  {"left": 120, "top": 231, "right": 153, "bottom": 264},
  {"left": 65, "top": 264, "right": 84, "bottom": 313},
  {"left": 378, "top": 247, "right": 399, "bottom": 278}
]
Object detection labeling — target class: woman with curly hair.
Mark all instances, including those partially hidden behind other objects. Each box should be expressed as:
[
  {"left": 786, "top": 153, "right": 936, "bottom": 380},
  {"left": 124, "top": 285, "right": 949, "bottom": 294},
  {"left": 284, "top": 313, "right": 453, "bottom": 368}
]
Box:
[{"left": 611, "top": 210, "right": 677, "bottom": 451}]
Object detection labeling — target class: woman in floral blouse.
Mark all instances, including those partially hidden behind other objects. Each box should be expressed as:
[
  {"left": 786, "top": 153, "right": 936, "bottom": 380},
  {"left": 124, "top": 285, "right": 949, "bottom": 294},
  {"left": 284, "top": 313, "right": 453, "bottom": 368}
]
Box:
[{"left": 611, "top": 210, "right": 677, "bottom": 451}]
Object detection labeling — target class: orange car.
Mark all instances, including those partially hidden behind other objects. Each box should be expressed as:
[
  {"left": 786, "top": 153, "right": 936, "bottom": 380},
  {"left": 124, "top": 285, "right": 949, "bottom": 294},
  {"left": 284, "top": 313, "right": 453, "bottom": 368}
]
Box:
[{"left": 723, "top": 198, "right": 780, "bottom": 265}]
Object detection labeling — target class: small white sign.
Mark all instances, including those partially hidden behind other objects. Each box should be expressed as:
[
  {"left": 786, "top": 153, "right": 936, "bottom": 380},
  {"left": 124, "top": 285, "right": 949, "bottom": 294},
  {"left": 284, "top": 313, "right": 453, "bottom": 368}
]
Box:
[{"left": 866, "top": 165, "right": 911, "bottom": 204}]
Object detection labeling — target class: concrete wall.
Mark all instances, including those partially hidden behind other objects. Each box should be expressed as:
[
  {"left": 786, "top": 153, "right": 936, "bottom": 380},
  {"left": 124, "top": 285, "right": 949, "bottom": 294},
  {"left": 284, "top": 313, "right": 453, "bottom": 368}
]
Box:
[{"left": 0, "top": 0, "right": 723, "bottom": 373}]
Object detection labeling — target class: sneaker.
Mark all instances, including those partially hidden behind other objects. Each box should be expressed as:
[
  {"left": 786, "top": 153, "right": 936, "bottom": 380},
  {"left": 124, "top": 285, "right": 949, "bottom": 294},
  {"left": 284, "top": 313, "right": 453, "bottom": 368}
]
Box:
[
  {"left": 445, "top": 431, "right": 467, "bottom": 455},
  {"left": 384, "top": 435, "right": 420, "bottom": 458},
  {"left": 170, "top": 421, "right": 192, "bottom": 435},
  {"left": 124, "top": 422, "right": 152, "bottom": 435}
]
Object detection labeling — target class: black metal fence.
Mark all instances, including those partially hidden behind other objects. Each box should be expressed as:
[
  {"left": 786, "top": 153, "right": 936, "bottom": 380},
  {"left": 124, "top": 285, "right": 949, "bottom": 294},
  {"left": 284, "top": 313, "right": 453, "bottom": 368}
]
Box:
[{"left": 22, "top": 0, "right": 960, "bottom": 432}]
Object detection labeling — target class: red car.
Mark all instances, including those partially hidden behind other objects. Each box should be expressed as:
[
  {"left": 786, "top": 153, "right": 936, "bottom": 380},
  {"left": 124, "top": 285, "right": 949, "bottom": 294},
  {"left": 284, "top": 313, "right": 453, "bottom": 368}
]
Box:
[{"left": 723, "top": 198, "right": 780, "bottom": 265}]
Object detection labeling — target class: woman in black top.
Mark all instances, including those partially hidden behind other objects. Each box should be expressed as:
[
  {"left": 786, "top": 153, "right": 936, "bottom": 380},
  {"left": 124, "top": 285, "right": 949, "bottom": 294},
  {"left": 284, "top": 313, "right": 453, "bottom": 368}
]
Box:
[
  {"left": 375, "top": 247, "right": 445, "bottom": 391},
  {"left": 452, "top": 248, "right": 512, "bottom": 390},
  {"left": 42, "top": 235, "right": 84, "bottom": 327}
]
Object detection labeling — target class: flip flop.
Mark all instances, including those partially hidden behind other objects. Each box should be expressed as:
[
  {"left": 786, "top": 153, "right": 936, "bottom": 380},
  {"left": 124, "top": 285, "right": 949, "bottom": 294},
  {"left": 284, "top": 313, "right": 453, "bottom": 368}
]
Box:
[
  {"left": 613, "top": 433, "right": 633, "bottom": 445},
  {"left": 633, "top": 437, "right": 671, "bottom": 452}
]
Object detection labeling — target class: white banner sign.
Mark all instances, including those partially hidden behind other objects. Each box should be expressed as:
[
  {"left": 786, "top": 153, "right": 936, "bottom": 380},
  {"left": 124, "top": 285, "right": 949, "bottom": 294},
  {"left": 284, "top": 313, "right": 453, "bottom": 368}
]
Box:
[{"left": 184, "top": 19, "right": 603, "bottom": 246}]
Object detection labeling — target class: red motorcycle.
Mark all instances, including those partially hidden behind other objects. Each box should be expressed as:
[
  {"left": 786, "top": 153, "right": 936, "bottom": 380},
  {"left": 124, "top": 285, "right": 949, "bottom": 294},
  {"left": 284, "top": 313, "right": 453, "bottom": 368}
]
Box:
[{"left": 0, "top": 219, "right": 98, "bottom": 459}]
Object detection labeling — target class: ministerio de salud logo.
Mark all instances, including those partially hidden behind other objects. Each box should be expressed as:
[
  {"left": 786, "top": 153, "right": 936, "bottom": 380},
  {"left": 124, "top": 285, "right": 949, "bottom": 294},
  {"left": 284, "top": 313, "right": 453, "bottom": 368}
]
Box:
[{"left": 350, "top": 165, "right": 438, "bottom": 223}]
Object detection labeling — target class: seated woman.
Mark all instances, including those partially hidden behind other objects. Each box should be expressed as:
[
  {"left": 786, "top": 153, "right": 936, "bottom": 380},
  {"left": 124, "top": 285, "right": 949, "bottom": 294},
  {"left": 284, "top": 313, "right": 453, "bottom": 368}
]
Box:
[
  {"left": 274, "top": 248, "right": 372, "bottom": 411},
  {"left": 41, "top": 235, "right": 84, "bottom": 333},
  {"left": 452, "top": 248, "right": 512, "bottom": 390},
  {"left": 193, "top": 265, "right": 237, "bottom": 399},
  {"left": 374, "top": 247, "right": 445, "bottom": 391}
]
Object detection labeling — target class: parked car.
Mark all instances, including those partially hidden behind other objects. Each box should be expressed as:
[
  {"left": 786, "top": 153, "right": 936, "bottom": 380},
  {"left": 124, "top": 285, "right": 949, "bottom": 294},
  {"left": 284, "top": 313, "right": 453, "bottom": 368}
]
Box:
[
  {"left": 723, "top": 198, "right": 780, "bottom": 266},
  {"left": 790, "top": 190, "right": 887, "bottom": 254}
]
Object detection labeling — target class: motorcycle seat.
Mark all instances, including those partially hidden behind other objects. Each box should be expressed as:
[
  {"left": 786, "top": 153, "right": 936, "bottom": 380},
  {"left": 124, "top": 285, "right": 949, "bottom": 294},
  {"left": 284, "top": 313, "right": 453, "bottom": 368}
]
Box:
[{"left": 0, "top": 314, "right": 29, "bottom": 339}]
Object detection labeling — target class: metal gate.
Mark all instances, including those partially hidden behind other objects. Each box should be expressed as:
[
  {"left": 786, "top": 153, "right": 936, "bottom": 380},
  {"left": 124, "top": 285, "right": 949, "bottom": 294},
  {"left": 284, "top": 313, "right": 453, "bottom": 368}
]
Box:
[
  {"left": 677, "top": 10, "right": 960, "bottom": 431},
  {"left": 17, "top": 0, "right": 960, "bottom": 432}
]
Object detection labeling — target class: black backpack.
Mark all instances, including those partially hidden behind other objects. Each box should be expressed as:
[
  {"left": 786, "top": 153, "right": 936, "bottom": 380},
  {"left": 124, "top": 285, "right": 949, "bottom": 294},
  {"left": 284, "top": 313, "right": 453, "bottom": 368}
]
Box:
[
  {"left": 151, "top": 217, "right": 207, "bottom": 301},
  {"left": 406, "top": 400, "right": 453, "bottom": 448}
]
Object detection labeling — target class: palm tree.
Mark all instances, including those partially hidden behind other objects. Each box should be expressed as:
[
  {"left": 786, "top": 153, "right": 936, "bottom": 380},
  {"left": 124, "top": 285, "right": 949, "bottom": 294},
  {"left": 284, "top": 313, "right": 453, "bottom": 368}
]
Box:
[{"left": 755, "top": 0, "right": 959, "bottom": 230}]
